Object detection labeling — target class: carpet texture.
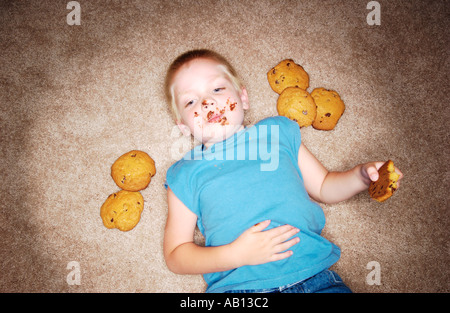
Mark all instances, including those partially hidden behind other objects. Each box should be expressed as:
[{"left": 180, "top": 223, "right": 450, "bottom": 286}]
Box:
[{"left": 1, "top": 0, "right": 448, "bottom": 293}]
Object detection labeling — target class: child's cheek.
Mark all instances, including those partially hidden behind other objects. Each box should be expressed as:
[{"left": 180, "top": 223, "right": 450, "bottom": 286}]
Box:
[
  {"left": 193, "top": 114, "right": 203, "bottom": 129},
  {"left": 226, "top": 98, "right": 237, "bottom": 111},
  {"left": 221, "top": 97, "right": 237, "bottom": 113}
]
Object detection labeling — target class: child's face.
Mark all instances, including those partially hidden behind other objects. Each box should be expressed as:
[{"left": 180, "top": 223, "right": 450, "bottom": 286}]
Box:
[{"left": 172, "top": 58, "right": 249, "bottom": 148}]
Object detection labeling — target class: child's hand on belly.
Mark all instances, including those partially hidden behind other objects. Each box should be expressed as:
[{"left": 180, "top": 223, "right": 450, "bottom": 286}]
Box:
[{"left": 229, "top": 220, "right": 300, "bottom": 267}]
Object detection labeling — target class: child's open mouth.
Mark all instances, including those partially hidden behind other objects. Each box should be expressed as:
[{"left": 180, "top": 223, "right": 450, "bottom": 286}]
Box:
[
  {"left": 207, "top": 111, "right": 223, "bottom": 123},
  {"left": 206, "top": 109, "right": 229, "bottom": 125},
  {"left": 208, "top": 114, "right": 223, "bottom": 123}
]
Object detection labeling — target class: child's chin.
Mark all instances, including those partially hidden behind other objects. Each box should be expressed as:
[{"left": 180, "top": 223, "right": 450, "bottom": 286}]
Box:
[{"left": 202, "top": 124, "right": 237, "bottom": 144}]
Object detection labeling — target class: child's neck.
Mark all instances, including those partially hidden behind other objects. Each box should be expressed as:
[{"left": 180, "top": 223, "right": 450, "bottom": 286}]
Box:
[{"left": 201, "top": 125, "right": 246, "bottom": 150}]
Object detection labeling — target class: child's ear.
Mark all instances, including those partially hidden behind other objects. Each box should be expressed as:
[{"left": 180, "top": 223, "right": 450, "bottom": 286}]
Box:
[
  {"left": 176, "top": 121, "right": 191, "bottom": 137},
  {"left": 240, "top": 87, "right": 249, "bottom": 110}
]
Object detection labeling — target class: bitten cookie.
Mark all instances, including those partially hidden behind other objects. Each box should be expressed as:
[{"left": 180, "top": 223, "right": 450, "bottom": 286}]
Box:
[
  {"left": 100, "top": 190, "right": 144, "bottom": 231},
  {"left": 111, "top": 150, "right": 156, "bottom": 192},
  {"left": 311, "top": 88, "right": 345, "bottom": 131},
  {"left": 369, "top": 160, "right": 400, "bottom": 202},
  {"left": 277, "top": 87, "right": 317, "bottom": 127},
  {"left": 267, "top": 59, "right": 309, "bottom": 94}
]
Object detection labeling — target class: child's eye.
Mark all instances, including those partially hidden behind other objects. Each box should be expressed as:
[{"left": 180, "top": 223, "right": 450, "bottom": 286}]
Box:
[
  {"left": 185, "top": 100, "right": 194, "bottom": 107},
  {"left": 213, "top": 87, "right": 225, "bottom": 93}
]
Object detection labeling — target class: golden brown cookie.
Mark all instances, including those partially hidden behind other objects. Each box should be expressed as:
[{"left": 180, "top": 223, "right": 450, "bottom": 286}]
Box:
[
  {"left": 369, "top": 160, "right": 400, "bottom": 202},
  {"left": 111, "top": 150, "right": 156, "bottom": 192},
  {"left": 267, "top": 59, "right": 309, "bottom": 94},
  {"left": 277, "top": 87, "right": 317, "bottom": 127},
  {"left": 311, "top": 88, "right": 345, "bottom": 131},
  {"left": 100, "top": 190, "right": 144, "bottom": 231}
]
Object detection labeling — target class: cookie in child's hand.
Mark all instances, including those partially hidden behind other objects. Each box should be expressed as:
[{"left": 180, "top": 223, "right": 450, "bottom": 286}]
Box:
[
  {"left": 369, "top": 160, "right": 400, "bottom": 202},
  {"left": 111, "top": 150, "right": 156, "bottom": 191},
  {"left": 311, "top": 88, "right": 345, "bottom": 131},
  {"left": 277, "top": 87, "right": 317, "bottom": 127},
  {"left": 100, "top": 190, "right": 144, "bottom": 231},
  {"left": 267, "top": 59, "right": 309, "bottom": 94}
]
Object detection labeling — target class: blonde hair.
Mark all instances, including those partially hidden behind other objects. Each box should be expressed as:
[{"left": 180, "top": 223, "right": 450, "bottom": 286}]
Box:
[{"left": 164, "top": 49, "right": 244, "bottom": 121}]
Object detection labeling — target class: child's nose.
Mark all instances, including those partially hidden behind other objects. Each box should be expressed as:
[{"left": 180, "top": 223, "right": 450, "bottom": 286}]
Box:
[{"left": 201, "top": 99, "right": 215, "bottom": 111}]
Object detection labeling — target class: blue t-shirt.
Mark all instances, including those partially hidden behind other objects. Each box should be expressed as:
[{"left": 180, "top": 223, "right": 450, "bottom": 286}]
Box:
[{"left": 165, "top": 116, "right": 340, "bottom": 292}]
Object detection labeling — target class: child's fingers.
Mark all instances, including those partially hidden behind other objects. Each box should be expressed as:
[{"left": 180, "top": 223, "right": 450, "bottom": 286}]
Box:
[
  {"left": 272, "top": 226, "right": 300, "bottom": 244},
  {"left": 251, "top": 219, "right": 271, "bottom": 232},
  {"left": 269, "top": 250, "right": 294, "bottom": 262},
  {"left": 395, "top": 166, "right": 403, "bottom": 179},
  {"left": 275, "top": 236, "right": 300, "bottom": 253},
  {"left": 366, "top": 164, "right": 379, "bottom": 182},
  {"left": 263, "top": 224, "right": 298, "bottom": 240},
  {"left": 394, "top": 166, "right": 403, "bottom": 188}
]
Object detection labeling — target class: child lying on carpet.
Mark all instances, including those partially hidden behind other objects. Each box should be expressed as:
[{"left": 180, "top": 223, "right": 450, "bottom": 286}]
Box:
[{"left": 163, "top": 49, "right": 402, "bottom": 293}]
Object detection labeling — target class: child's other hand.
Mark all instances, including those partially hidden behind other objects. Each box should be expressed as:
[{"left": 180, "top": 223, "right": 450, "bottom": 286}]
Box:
[
  {"left": 229, "top": 220, "right": 300, "bottom": 268},
  {"left": 361, "top": 161, "right": 403, "bottom": 187}
]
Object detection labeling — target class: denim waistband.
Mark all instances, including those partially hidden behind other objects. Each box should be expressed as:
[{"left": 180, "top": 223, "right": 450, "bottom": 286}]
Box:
[{"left": 224, "top": 269, "right": 352, "bottom": 293}]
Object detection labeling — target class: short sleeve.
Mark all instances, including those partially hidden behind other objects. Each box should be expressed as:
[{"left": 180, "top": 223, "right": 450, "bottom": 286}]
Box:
[
  {"left": 165, "top": 160, "right": 200, "bottom": 218},
  {"left": 271, "top": 116, "right": 301, "bottom": 158}
]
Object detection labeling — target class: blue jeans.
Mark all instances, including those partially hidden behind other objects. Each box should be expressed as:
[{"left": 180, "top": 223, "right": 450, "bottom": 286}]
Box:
[{"left": 224, "top": 269, "right": 352, "bottom": 293}]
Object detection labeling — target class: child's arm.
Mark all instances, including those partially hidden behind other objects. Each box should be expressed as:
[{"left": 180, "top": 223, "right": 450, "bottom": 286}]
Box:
[
  {"left": 298, "top": 143, "right": 403, "bottom": 204},
  {"left": 164, "top": 187, "right": 300, "bottom": 275}
]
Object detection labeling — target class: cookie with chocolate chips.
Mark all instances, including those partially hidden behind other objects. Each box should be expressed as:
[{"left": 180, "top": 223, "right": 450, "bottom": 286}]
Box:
[
  {"left": 311, "top": 87, "right": 345, "bottom": 131},
  {"left": 100, "top": 190, "right": 144, "bottom": 231},
  {"left": 111, "top": 150, "right": 156, "bottom": 192},
  {"left": 277, "top": 87, "right": 317, "bottom": 127},
  {"left": 369, "top": 160, "right": 401, "bottom": 202},
  {"left": 267, "top": 59, "right": 309, "bottom": 94}
]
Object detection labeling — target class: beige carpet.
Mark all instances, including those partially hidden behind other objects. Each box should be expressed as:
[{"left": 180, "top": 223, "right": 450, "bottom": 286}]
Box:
[{"left": 1, "top": 0, "right": 448, "bottom": 293}]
